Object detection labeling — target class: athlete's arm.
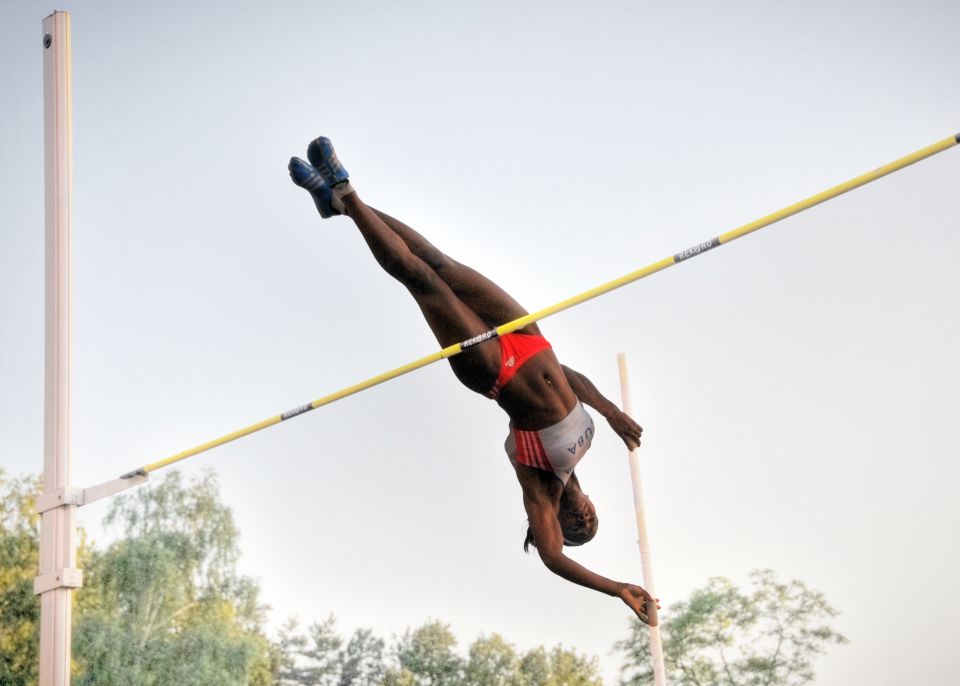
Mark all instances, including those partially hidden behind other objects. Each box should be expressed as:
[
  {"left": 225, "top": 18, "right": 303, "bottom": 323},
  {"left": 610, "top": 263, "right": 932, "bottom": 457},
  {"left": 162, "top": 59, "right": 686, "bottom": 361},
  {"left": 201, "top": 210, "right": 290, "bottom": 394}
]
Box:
[
  {"left": 561, "top": 365, "right": 642, "bottom": 450},
  {"left": 520, "top": 476, "right": 657, "bottom": 624}
]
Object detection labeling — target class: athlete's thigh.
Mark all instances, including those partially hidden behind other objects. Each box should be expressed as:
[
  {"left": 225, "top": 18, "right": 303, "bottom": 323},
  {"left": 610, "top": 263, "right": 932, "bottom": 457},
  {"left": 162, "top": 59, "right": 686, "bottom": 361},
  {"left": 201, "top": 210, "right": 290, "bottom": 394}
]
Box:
[
  {"left": 405, "top": 278, "right": 501, "bottom": 393},
  {"left": 441, "top": 259, "right": 542, "bottom": 336}
]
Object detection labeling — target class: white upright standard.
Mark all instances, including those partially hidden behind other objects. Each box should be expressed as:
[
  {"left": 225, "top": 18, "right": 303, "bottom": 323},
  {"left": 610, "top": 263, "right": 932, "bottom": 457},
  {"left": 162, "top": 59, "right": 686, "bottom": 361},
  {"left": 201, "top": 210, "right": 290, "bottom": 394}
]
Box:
[
  {"left": 617, "top": 353, "right": 667, "bottom": 686},
  {"left": 36, "top": 11, "right": 82, "bottom": 686}
]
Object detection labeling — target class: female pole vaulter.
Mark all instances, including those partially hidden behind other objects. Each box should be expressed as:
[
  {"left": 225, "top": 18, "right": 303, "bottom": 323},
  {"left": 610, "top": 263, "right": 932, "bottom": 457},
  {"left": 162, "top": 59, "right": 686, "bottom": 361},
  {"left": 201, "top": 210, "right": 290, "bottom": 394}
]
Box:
[{"left": 289, "top": 137, "right": 658, "bottom": 626}]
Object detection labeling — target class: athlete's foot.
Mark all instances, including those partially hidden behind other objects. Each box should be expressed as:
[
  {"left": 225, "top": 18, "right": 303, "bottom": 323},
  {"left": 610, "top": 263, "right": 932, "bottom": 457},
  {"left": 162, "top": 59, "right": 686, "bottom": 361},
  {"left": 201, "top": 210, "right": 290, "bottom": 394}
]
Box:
[
  {"left": 306, "top": 137, "right": 355, "bottom": 213},
  {"left": 288, "top": 157, "right": 341, "bottom": 218},
  {"left": 306, "top": 136, "right": 350, "bottom": 187}
]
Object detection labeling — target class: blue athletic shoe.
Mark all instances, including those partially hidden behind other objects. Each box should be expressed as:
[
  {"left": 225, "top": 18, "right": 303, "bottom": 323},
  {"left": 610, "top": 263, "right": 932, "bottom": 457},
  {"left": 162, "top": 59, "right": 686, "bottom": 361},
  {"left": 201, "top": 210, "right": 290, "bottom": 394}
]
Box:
[
  {"left": 306, "top": 136, "right": 350, "bottom": 187},
  {"left": 288, "top": 157, "right": 341, "bottom": 218}
]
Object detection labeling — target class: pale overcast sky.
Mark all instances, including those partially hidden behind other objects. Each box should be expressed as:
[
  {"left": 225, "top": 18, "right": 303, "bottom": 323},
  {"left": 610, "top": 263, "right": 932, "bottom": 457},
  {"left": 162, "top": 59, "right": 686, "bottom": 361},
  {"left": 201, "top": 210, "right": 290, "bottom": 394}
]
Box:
[{"left": 2, "top": 2, "right": 959, "bottom": 684}]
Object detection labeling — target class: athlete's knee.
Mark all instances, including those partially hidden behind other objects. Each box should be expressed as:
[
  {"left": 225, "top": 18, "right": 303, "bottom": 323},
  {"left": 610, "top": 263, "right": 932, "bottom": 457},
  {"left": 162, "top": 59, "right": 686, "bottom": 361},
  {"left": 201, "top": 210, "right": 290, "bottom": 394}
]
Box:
[
  {"left": 417, "top": 244, "right": 453, "bottom": 273},
  {"left": 407, "top": 266, "right": 442, "bottom": 294},
  {"left": 386, "top": 254, "right": 439, "bottom": 293}
]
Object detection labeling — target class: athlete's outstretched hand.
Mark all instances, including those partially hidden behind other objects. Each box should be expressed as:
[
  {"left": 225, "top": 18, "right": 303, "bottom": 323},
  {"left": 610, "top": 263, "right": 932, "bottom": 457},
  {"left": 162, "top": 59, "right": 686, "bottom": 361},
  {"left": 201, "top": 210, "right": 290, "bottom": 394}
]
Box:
[
  {"left": 618, "top": 583, "right": 660, "bottom": 626},
  {"left": 606, "top": 409, "right": 643, "bottom": 451}
]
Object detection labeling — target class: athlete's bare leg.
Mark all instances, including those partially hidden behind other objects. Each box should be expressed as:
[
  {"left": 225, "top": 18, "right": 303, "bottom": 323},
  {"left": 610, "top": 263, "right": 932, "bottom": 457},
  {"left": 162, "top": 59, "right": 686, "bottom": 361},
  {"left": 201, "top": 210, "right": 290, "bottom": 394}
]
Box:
[
  {"left": 340, "top": 192, "right": 500, "bottom": 393},
  {"left": 369, "top": 208, "right": 541, "bottom": 336}
]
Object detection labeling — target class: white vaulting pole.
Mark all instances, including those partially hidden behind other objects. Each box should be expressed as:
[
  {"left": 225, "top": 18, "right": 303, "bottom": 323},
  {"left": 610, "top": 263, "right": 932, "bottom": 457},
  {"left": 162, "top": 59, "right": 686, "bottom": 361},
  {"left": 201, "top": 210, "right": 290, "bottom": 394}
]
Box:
[
  {"left": 36, "top": 12, "right": 81, "bottom": 686},
  {"left": 617, "top": 353, "right": 667, "bottom": 686}
]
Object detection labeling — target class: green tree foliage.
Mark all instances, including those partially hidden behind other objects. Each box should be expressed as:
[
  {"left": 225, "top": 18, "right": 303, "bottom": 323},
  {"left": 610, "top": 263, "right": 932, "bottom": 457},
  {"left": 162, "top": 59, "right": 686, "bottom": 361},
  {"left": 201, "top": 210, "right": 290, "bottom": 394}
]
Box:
[
  {"left": 277, "top": 615, "right": 386, "bottom": 686},
  {"left": 339, "top": 627, "right": 388, "bottom": 686},
  {"left": 463, "top": 634, "right": 519, "bottom": 686},
  {"left": 616, "top": 570, "right": 847, "bottom": 686},
  {"left": 73, "top": 471, "right": 276, "bottom": 686},
  {"left": 389, "top": 621, "right": 464, "bottom": 685},
  {"left": 463, "top": 638, "right": 602, "bottom": 686},
  {"left": 0, "top": 471, "right": 42, "bottom": 686},
  {"left": 277, "top": 620, "right": 602, "bottom": 686},
  {"left": 540, "top": 646, "right": 602, "bottom": 686}
]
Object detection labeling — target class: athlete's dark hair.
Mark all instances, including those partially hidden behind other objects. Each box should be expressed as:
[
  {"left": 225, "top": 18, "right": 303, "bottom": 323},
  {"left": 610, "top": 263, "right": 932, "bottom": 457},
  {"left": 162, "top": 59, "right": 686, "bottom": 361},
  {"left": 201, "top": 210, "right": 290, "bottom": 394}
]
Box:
[{"left": 523, "top": 525, "right": 536, "bottom": 553}]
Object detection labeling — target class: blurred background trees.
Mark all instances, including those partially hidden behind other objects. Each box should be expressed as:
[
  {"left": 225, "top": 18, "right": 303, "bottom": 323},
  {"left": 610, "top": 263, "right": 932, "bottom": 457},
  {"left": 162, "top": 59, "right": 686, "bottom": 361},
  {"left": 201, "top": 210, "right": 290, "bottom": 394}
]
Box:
[
  {"left": 616, "top": 571, "right": 847, "bottom": 686},
  {"left": 0, "top": 472, "right": 44, "bottom": 686},
  {"left": 73, "top": 470, "right": 276, "bottom": 685}
]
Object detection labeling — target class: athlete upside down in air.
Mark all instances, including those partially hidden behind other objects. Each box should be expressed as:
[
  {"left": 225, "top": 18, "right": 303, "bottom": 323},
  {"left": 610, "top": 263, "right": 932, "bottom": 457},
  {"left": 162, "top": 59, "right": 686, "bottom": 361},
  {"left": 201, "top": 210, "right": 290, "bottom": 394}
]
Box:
[{"left": 289, "top": 137, "right": 659, "bottom": 626}]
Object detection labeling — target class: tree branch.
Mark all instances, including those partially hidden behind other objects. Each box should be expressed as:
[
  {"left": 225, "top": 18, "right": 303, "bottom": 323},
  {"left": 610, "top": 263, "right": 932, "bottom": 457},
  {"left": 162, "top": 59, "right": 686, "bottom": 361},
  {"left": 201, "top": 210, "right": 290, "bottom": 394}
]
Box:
[
  {"left": 676, "top": 658, "right": 705, "bottom": 686},
  {"left": 718, "top": 642, "right": 737, "bottom": 686},
  {"left": 762, "top": 626, "right": 786, "bottom": 686}
]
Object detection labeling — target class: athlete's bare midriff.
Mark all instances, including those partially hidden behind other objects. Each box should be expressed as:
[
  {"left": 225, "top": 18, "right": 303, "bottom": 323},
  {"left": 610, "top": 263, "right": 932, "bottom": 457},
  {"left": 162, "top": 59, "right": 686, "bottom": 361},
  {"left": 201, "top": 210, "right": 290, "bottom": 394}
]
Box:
[{"left": 495, "top": 348, "right": 577, "bottom": 431}]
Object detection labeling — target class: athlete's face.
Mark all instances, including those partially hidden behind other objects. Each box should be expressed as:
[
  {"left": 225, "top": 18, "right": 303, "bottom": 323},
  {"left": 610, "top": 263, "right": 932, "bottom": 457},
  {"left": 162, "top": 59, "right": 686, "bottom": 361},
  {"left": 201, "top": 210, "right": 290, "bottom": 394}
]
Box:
[
  {"left": 581, "top": 495, "right": 597, "bottom": 527},
  {"left": 560, "top": 493, "right": 598, "bottom": 545}
]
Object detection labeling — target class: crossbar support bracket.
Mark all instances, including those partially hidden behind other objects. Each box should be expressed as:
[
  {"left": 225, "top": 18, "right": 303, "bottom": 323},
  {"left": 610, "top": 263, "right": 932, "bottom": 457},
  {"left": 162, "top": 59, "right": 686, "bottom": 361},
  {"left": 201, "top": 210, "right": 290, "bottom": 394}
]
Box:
[
  {"left": 35, "top": 474, "right": 149, "bottom": 514},
  {"left": 35, "top": 488, "right": 83, "bottom": 514},
  {"left": 34, "top": 568, "right": 83, "bottom": 595},
  {"left": 82, "top": 473, "right": 148, "bottom": 506}
]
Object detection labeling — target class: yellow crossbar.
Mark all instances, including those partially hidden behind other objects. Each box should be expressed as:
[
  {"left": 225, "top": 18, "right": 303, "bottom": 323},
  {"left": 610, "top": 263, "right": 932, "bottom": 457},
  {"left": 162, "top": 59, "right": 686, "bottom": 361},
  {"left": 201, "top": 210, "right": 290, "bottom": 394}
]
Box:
[{"left": 127, "top": 132, "right": 958, "bottom": 478}]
